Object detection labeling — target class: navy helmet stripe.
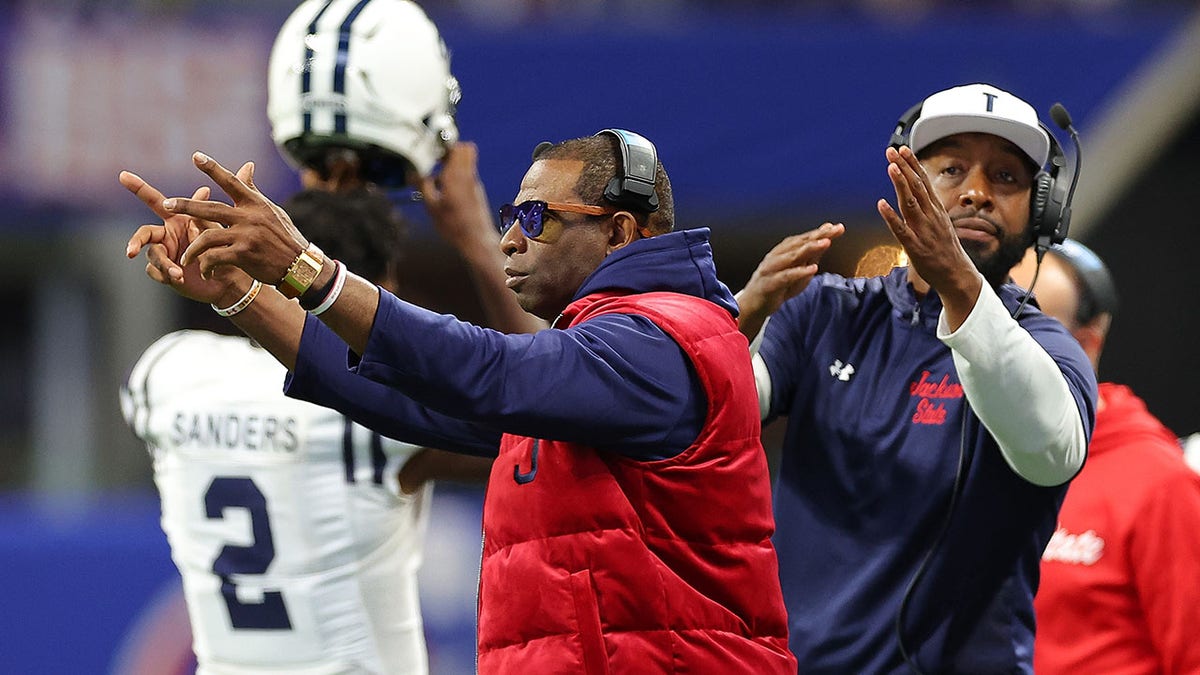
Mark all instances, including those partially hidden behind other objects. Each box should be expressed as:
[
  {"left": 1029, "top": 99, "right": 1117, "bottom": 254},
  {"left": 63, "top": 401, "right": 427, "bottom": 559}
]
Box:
[
  {"left": 341, "top": 417, "right": 356, "bottom": 483},
  {"left": 370, "top": 432, "right": 386, "bottom": 485},
  {"left": 333, "top": 0, "right": 373, "bottom": 134},
  {"left": 301, "top": 0, "right": 337, "bottom": 134}
]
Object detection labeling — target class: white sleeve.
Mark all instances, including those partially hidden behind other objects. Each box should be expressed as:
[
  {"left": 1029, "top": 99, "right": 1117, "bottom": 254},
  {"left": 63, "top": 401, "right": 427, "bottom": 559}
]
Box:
[
  {"left": 752, "top": 352, "right": 773, "bottom": 422},
  {"left": 1183, "top": 433, "right": 1200, "bottom": 475},
  {"left": 747, "top": 315, "right": 770, "bottom": 357},
  {"left": 747, "top": 315, "right": 774, "bottom": 421},
  {"left": 937, "top": 283, "right": 1087, "bottom": 486}
]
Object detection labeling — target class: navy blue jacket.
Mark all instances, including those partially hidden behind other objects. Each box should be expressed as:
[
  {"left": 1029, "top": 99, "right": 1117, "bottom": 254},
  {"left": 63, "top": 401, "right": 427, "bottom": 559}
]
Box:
[
  {"left": 286, "top": 228, "right": 733, "bottom": 461},
  {"left": 760, "top": 267, "right": 1096, "bottom": 674}
]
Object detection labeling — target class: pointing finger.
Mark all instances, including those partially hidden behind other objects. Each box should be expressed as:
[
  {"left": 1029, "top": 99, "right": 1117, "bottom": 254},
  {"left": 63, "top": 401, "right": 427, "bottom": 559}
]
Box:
[
  {"left": 119, "top": 171, "right": 173, "bottom": 220},
  {"left": 190, "top": 152, "right": 255, "bottom": 203}
]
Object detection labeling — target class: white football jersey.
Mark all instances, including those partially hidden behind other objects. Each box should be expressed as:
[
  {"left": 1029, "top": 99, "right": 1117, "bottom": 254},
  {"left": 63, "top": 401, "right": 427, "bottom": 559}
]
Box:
[{"left": 120, "top": 330, "right": 431, "bottom": 675}]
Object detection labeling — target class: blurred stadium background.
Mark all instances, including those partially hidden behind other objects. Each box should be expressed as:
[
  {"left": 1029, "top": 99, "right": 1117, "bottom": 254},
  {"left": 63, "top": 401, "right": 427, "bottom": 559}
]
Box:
[{"left": 1, "top": 0, "right": 1197, "bottom": 672}]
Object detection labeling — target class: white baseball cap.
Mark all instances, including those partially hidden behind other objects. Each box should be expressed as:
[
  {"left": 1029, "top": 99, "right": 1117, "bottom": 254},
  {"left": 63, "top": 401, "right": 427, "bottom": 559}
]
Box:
[{"left": 908, "top": 83, "right": 1050, "bottom": 168}]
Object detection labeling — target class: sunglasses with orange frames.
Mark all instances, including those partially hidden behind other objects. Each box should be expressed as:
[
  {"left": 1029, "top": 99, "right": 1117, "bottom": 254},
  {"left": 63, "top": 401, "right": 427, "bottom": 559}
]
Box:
[{"left": 498, "top": 200, "right": 617, "bottom": 240}]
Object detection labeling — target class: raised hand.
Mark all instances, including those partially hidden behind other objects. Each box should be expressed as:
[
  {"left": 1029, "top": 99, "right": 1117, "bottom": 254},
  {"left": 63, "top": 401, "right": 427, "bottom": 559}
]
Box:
[
  {"left": 121, "top": 169, "right": 254, "bottom": 305},
  {"left": 876, "top": 145, "right": 978, "bottom": 296},
  {"left": 165, "top": 152, "right": 308, "bottom": 286},
  {"left": 123, "top": 172, "right": 204, "bottom": 279},
  {"left": 419, "top": 141, "right": 495, "bottom": 250},
  {"left": 736, "top": 222, "right": 844, "bottom": 340},
  {"left": 419, "top": 142, "right": 546, "bottom": 335}
]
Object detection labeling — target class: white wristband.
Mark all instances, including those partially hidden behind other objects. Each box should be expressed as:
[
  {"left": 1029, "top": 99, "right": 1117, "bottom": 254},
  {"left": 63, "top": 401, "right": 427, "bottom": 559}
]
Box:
[
  {"left": 211, "top": 280, "right": 263, "bottom": 317},
  {"left": 310, "top": 262, "right": 347, "bottom": 316}
]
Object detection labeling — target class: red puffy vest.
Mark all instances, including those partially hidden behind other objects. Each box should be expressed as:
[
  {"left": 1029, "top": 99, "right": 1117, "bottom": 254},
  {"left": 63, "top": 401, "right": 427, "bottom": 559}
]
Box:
[{"left": 476, "top": 291, "right": 795, "bottom": 674}]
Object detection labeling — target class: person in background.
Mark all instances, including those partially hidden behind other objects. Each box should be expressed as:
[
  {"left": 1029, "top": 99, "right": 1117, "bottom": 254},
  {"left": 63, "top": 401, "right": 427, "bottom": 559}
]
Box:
[
  {"left": 736, "top": 83, "right": 1096, "bottom": 673},
  {"left": 1011, "top": 239, "right": 1200, "bottom": 675},
  {"left": 121, "top": 1, "right": 536, "bottom": 672}
]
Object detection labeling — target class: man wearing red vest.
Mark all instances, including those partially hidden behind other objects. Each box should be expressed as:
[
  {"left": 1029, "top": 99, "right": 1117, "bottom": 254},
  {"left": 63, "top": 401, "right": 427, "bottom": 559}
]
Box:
[{"left": 127, "top": 129, "right": 796, "bottom": 673}]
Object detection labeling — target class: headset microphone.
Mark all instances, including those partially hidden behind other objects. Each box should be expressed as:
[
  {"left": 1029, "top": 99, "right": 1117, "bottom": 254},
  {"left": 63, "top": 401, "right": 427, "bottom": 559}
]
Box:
[
  {"left": 1049, "top": 102, "right": 1073, "bottom": 134},
  {"left": 1048, "top": 103, "right": 1082, "bottom": 249},
  {"left": 1034, "top": 103, "right": 1083, "bottom": 256}
]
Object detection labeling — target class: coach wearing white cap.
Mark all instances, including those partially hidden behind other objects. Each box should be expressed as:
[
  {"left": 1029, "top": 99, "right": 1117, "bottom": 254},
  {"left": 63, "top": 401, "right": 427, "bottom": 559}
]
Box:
[{"left": 736, "top": 83, "right": 1097, "bottom": 674}]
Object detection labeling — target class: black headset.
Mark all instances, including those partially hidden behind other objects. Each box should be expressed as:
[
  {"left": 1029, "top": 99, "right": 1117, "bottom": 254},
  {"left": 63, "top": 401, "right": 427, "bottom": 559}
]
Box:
[
  {"left": 888, "top": 101, "right": 1076, "bottom": 252},
  {"left": 596, "top": 128, "right": 661, "bottom": 213}
]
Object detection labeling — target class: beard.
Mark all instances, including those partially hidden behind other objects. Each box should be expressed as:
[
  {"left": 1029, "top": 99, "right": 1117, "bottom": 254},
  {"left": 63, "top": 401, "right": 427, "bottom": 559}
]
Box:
[{"left": 961, "top": 226, "right": 1033, "bottom": 288}]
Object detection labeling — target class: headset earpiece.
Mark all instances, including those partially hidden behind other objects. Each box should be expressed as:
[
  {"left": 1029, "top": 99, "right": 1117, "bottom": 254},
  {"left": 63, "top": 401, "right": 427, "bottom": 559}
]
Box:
[
  {"left": 1031, "top": 129, "right": 1071, "bottom": 251},
  {"left": 531, "top": 141, "right": 554, "bottom": 161},
  {"left": 596, "top": 128, "right": 660, "bottom": 213},
  {"left": 1031, "top": 170, "right": 1054, "bottom": 248},
  {"left": 889, "top": 102, "right": 924, "bottom": 150}
]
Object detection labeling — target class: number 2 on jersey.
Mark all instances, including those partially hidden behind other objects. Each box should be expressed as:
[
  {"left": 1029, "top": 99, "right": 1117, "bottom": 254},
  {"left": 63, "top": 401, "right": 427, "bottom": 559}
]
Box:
[{"left": 204, "top": 477, "right": 293, "bottom": 630}]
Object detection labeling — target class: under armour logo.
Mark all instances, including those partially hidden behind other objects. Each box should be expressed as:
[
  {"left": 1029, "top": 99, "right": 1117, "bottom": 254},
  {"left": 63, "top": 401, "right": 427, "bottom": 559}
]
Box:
[{"left": 829, "top": 360, "right": 855, "bottom": 381}]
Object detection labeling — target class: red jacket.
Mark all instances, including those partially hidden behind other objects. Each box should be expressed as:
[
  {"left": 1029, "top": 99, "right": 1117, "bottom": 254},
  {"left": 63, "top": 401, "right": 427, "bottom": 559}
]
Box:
[
  {"left": 477, "top": 291, "right": 795, "bottom": 675},
  {"left": 1035, "top": 383, "right": 1200, "bottom": 675}
]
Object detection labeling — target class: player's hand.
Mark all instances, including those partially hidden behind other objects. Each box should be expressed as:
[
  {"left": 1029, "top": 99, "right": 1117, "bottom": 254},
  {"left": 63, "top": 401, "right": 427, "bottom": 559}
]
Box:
[
  {"left": 421, "top": 141, "right": 548, "bottom": 335},
  {"left": 876, "top": 145, "right": 978, "bottom": 294},
  {"left": 736, "top": 222, "right": 844, "bottom": 338},
  {"left": 164, "top": 152, "right": 307, "bottom": 286},
  {"left": 419, "top": 142, "right": 498, "bottom": 253},
  {"left": 121, "top": 169, "right": 253, "bottom": 305}
]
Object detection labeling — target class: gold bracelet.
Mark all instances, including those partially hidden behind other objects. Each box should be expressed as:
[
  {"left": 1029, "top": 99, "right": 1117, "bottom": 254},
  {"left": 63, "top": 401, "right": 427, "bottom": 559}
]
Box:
[{"left": 277, "top": 244, "right": 325, "bottom": 299}]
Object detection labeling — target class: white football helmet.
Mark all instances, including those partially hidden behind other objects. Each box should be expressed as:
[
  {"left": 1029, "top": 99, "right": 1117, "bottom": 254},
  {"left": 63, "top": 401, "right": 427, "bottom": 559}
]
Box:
[{"left": 268, "top": 0, "right": 461, "bottom": 186}]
